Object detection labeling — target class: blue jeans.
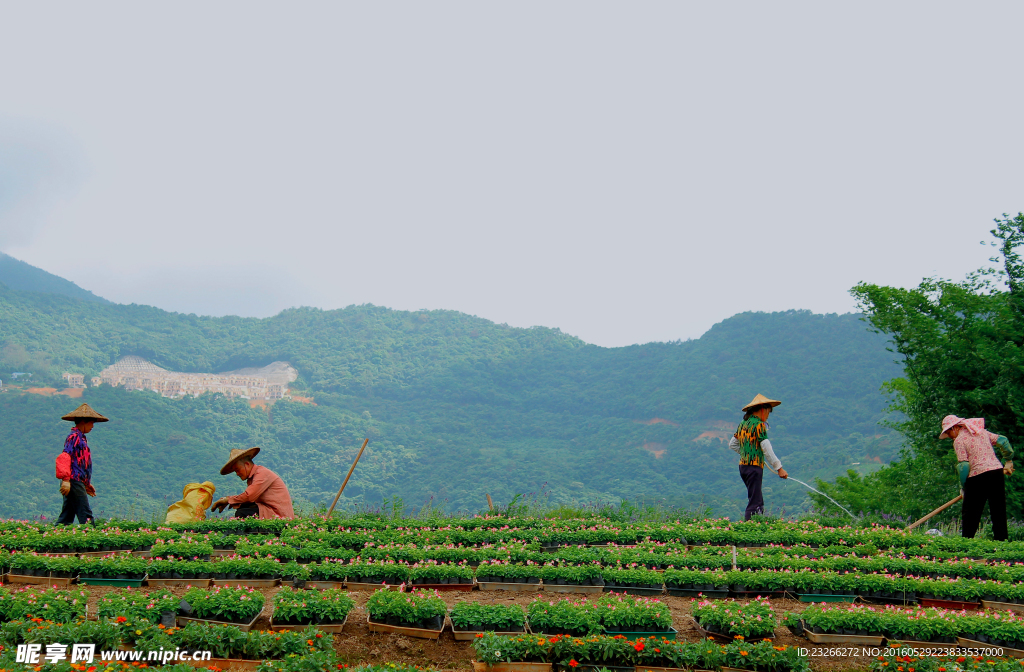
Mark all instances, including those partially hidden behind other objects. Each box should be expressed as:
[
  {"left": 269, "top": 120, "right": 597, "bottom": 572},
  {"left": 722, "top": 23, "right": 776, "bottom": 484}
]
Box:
[{"left": 57, "top": 481, "right": 94, "bottom": 525}]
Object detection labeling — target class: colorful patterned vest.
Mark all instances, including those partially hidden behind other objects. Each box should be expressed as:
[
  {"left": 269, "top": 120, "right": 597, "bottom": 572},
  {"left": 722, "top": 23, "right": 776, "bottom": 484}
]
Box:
[{"left": 735, "top": 416, "right": 768, "bottom": 468}]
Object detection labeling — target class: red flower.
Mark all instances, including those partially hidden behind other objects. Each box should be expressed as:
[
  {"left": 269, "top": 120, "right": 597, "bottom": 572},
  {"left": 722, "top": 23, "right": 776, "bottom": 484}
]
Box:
[
  {"left": 634, "top": 642, "right": 645, "bottom": 652},
  {"left": 116, "top": 616, "right": 127, "bottom": 623},
  {"left": 568, "top": 661, "right": 578, "bottom": 668}
]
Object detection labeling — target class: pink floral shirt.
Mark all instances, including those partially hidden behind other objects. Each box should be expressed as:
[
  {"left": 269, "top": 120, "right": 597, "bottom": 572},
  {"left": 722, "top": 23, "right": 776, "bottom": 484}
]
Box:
[{"left": 952, "top": 418, "right": 1004, "bottom": 478}]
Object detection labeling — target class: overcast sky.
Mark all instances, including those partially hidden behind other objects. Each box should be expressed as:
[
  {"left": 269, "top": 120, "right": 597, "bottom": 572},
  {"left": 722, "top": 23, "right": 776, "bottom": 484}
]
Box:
[{"left": 1, "top": 2, "right": 1021, "bottom": 347}]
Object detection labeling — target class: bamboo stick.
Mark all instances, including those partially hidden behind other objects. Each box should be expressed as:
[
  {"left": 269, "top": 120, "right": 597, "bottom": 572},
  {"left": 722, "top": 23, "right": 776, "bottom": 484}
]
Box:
[
  {"left": 907, "top": 494, "right": 963, "bottom": 531},
  {"left": 326, "top": 439, "right": 369, "bottom": 518}
]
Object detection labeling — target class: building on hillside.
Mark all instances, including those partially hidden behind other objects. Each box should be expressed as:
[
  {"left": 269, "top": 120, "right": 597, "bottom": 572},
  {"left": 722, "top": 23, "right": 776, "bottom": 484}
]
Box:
[
  {"left": 62, "top": 372, "right": 85, "bottom": 388},
  {"left": 96, "top": 355, "right": 286, "bottom": 401}
]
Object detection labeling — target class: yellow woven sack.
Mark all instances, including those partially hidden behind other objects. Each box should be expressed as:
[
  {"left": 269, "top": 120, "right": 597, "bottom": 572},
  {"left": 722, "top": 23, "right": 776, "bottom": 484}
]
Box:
[{"left": 165, "top": 481, "right": 216, "bottom": 523}]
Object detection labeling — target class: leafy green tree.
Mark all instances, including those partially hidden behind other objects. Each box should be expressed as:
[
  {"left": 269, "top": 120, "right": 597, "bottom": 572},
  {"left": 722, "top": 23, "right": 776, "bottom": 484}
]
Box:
[{"left": 814, "top": 213, "right": 1024, "bottom": 521}]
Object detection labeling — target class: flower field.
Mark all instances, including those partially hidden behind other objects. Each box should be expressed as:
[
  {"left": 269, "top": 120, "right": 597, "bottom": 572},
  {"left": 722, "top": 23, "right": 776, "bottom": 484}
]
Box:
[{"left": 3, "top": 515, "right": 1024, "bottom": 670}]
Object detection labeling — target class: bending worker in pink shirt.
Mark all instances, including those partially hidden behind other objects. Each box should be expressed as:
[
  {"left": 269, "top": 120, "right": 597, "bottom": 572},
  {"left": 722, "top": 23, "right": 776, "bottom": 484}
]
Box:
[
  {"left": 939, "top": 415, "right": 1014, "bottom": 541},
  {"left": 211, "top": 447, "right": 295, "bottom": 519}
]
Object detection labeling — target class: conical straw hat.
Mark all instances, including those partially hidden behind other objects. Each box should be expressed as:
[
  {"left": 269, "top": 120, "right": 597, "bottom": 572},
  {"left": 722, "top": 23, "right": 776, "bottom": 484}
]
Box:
[
  {"left": 61, "top": 403, "right": 109, "bottom": 422},
  {"left": 221, "top": 447, "right": 261, "bottom": 475},
  {"left": 741, "top": 394, "right": 782, "bottom": 413}
]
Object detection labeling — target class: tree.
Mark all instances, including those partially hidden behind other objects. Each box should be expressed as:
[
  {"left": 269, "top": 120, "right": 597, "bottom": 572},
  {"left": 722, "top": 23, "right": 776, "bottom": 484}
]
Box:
[{"left": 816, "top": 213, "right": 1024, "bottom": 521}]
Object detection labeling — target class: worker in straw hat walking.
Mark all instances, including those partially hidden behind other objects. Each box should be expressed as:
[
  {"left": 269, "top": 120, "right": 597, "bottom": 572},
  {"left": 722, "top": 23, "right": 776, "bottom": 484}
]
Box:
[
  {"left": 55, "top": 403, "right": 109, "bottom": 525},
  {"left": 211, "top": 447, "right": 294, "bottom": 519},
  {"left": 729, "top": 394, "right": 788, "bottom": 520}
]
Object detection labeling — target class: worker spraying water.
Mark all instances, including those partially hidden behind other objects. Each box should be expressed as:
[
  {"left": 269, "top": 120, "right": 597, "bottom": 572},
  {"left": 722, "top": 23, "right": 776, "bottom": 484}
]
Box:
[
  {"left": 729, "top": 394, "right": 789, "bottom": 520},
  {"left": 728, "top": 393, "right": 859, "bottom": 521}
]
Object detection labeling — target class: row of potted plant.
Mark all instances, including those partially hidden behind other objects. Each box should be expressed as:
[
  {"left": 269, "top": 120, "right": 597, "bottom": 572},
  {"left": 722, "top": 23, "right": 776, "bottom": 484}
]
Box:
[
  {"left": 472, "top": 631, "right": 809, "bottom": 671},
  {"left": 5, "top": 551, "right": 292, "bottom": 580},
  {"left": 869, "top": 651, "right": 1024, "bottom": 672},
  {"left": 0, "top": 616, "right": 332, "bottom": 661},
  {"left": 692, "top": 596, "right": 776, "bottom": 640},
  {"left": 180, "top": 585, "right": 265, "bottom": 624},
  {"left": 10, "top": 528, "right": 1024, "bottom": 586},
  {"left": 681, "top": 546, "right": 1024, "bottom": 583},
  {"left": 408, "top": 559, "right": 475, "bottom": 585},
  {"left": 0, "top": 527, "right": 158, "bottom": 553},
  {"left": 662, "top": 566, "right": 1024, "bottom": 602},
  {"left": 7, "top": 514, "right": 1024, "bottom": 558},
  {"left": 525, "top": 593, "right": 673, "bottom": 636},
  {"left": 0, "top": 586, "right": 88, "bottom": 623},
  {"left": 593, "top": 592, "right": 673, "bottom": 633},
  {"left": 450, "top": 602, "right": 526, "bottom": 632},
  {"left": 790, "top": 602, "right": 1024, "bottom": 648},
  {"left": 272, "top": 587, "right": 354, "bottom": 626},
  {"left": 96, "top": 588, "right": 179, "bottom": 623},
  {"left": 364, "top": 588, "right": 447, "bottom": 631}
]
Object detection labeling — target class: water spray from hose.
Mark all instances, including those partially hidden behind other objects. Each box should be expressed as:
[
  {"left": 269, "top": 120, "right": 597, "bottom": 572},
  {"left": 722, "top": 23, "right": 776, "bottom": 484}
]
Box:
[{"left": 767, "top": 466, "right": 857, "bottom": 519}]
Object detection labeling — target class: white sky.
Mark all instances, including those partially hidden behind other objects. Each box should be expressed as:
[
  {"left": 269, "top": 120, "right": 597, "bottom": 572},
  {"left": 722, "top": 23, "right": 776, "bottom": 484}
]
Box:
[{"left": 1, "top": 2, "right": 1021, "bottom": 347}]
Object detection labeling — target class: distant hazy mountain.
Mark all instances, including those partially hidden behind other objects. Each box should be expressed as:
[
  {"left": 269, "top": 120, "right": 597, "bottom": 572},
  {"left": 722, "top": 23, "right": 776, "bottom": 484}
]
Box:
[
  {"left": 0, "top": 252, "right": 110, "bottom": 303},
  {"left": 0, "top": 264, "right": 902, "bottom": 520}
]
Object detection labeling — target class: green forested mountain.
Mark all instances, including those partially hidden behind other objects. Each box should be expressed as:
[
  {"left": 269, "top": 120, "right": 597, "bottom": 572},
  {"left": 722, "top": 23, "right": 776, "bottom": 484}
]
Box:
[
  {"left": 0, "top": 253, "right": 110, "bottom": 304},
  {"left": 0, "top": 273, "right": 901, "bottom": 521}
]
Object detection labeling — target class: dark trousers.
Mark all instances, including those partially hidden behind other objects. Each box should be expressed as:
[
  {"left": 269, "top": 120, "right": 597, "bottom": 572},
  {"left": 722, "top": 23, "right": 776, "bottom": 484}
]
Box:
[
  {"left": 234, "top": 503, "right": 259, "bottom": 519},
  {"left": 739, "top": 464, "right": 764, "bottom": 521},
  {"left": 963, "top": 467, "right": 1008, "bottom": 541},
  {"left": 57, "top": 481, "right": 94, "bottom": 525}
]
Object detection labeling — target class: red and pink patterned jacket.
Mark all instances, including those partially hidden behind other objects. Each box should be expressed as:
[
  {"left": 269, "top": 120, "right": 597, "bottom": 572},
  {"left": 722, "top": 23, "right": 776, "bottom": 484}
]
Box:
[{"left": 55, "top": 428, "right": 92, "bottom": 485}]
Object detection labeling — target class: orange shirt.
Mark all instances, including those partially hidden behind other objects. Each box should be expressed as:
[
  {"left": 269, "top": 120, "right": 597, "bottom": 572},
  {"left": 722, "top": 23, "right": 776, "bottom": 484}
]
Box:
[{"left": 226, "top": 465, "right": 294, "bottom": 519}]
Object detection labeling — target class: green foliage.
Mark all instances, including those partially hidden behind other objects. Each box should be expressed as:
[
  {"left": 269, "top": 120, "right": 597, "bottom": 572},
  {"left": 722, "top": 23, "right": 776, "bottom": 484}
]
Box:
[
  {"left": 692, "top": 595, "right": 776, "bottom": 639},
  {"left": 472, "top": 632, "right": 806, "bottom": 671},
  {"left": 821, "top": 213, "right": 1024, "bottom": 521},
  {"left": 0, "top": 586, "right": 88, "bottom": 623},
  {"left": 593, "top": 593, "right": 672, "bottom": 631},
  {"left": 364, "top": 588, "right": 446, "bottom": 627},
  {"left": 272, "top": 587, "right": 354, "bottom": 625},
  {"left": 449, "top": 602, "right": 525, "bottom": 632},
  {"left": 96, "top": 588, "right": 178, "bottom": 623},
  {"left": 525, "top": 597, "right": 602, "bottom": 636},
  {"left": 181, "top": 584, "right": 264, "bottom": 623}
]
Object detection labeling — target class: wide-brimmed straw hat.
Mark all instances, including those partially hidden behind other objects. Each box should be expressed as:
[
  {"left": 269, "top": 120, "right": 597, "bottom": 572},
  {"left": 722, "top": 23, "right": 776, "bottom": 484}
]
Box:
[
  {"left": 220, "top": 447, "right": 260, "bottom": 475},
  {"left": 61, "top": 403, "right": 109, "bottom": 423},
  {"left": 742, "top": 394, "right": 782, "bottom": 413},
  {"left": 939, "top": 415, "right": 966, "bottom": 439}
]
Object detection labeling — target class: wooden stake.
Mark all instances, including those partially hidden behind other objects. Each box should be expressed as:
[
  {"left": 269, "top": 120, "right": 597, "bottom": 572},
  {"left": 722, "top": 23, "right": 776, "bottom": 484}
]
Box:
[
  {"left": 486, "top": 494, "right": 494, "bottom": 512},
  {"left": 907, "top": 494, "right": 963, "bottom": 531},
  {"left": 326, "top": 439, "right": 369, "bottom": 518}
]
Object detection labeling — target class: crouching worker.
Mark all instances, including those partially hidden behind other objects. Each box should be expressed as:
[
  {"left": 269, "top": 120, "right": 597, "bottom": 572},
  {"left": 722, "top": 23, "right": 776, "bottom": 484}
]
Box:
[
  {"left": 730, "top": 394, "right": 789, "bottom": 521},
  {"left": 211, "top": 447, "right": 294, "bottom": 519}
]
